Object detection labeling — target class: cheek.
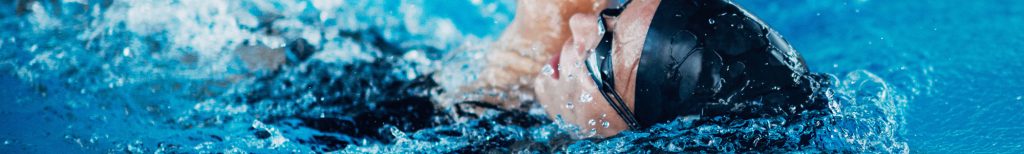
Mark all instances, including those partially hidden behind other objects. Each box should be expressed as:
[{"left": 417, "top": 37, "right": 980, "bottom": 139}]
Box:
[{"left": 558, "top": 44, "right": 586, "bottom": 80}]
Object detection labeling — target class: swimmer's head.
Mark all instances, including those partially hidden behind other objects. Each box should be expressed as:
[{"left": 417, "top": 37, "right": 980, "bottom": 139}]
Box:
[{"left": 533, "top": 0, "right": 817, "bottom": 138}]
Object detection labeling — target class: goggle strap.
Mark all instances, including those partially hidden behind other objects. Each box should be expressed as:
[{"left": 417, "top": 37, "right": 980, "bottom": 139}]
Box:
[{"left": 585, "top": 61, "right": 641, "bottom": 130}]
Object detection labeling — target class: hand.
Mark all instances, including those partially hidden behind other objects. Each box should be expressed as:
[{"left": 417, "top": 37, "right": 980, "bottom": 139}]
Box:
[{"left": 443, "top": 0, "right": 611, "bottom": 112}]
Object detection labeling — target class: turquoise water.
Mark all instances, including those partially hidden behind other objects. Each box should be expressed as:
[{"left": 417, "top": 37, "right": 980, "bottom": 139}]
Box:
[
  {"left": 740, "top": 0, "right": 1024, "bottom": 152},
  {"left": 0, "top": 0, "right": 1021, "bottom": 153}
]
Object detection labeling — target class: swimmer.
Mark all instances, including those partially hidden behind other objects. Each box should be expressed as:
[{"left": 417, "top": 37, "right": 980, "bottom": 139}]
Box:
[{"left": 448, "top": 0, "right": 827, "bottom": 137}]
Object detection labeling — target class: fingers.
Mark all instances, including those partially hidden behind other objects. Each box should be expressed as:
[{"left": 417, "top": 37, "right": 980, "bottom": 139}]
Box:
[
  {"left": 485, "top": 50, "right": 541, "bottom": 75},
  {"left": 478, "top": 67, "right": 518, "bottom": 87}
]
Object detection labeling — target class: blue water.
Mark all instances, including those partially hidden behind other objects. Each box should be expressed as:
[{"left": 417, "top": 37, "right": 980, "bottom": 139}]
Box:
[{"left": 0, "top": 0, "right": 1021, "bottom": 153}]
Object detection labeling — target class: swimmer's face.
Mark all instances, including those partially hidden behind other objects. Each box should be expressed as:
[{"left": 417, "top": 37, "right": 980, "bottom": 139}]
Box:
[{"left": 533, "top": 0, "right": 660, "bottom": 137}]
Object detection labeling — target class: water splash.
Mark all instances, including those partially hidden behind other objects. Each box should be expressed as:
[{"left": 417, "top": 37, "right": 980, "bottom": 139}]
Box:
[{"left": 0, "top": 0, "right": 910, "bottom": 153}]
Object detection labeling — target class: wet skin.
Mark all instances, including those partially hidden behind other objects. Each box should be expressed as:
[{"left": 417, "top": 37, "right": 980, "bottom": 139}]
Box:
[{"left": 532, "top": 0, "right": 662, "bottom": 137}]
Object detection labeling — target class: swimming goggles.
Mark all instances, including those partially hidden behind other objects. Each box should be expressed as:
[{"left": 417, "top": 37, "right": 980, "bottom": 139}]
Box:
[{"left": 583, "top": 4, "right": 642, "bottom": 130}]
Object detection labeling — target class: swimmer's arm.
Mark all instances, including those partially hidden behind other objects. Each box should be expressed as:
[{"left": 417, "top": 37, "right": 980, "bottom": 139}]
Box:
[
  {"left": 482, "top": 0, "right": 607, "bottom": 86},
  {"left": 449, "top": 0, "right": 609, "bottom": 109}
]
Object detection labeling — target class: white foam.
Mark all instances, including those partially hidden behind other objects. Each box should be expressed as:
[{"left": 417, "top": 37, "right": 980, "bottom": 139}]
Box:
[{"left": 28, "top": 3, "right": 61, "bottom": 30}]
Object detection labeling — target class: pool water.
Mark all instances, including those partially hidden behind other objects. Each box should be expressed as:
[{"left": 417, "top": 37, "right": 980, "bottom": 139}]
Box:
[{"left": 0, "top": 0, "right": 1021, "bottom": 153}]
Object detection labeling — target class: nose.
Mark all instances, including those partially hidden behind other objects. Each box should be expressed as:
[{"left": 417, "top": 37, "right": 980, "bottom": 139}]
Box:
[{"left": 568, "top": 13, "right": 602, "bottom": 56}]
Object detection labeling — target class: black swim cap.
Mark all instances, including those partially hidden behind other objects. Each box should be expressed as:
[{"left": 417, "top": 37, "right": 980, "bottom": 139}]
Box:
[{"left": 591, "top": 0, "right": 825, "bottom": 128}]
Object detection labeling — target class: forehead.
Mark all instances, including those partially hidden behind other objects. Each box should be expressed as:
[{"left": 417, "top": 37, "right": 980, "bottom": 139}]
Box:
[
  {"left": 597, "top": 0, "right": 660, "bottom": 107},
  {"left": 608, "top": 0, "right": 658, "bottom": 66}
]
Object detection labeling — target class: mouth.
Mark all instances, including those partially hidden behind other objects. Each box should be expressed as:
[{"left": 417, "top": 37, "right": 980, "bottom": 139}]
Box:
[{"left": 549, "top": 53, "right": 561, "bottom": 80}]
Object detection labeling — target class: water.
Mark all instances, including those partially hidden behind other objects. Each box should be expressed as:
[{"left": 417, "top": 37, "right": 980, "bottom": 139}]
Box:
[{"left": 0, "top": 0, "right": 1021, "bottom": 153}]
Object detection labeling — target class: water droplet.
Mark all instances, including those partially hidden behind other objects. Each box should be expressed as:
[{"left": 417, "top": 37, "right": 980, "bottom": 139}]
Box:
[
  {"left": 390, "top": 127, "right": 406, "bottom": 138},
  {"left": 588, "top": 119, "right": 597, "bottom": 126},
  {"left": 708, "top": 18, "right": 716, "bottom": 24},
  {"left": 601, "top": 113, "right": 607, "bottom": 118},
  {"left": 541, "top": 64, "right": 554, "bottom": 76},
  {"left": 122, "top": 48, "right": 131, "bottom": 57},
  {"left": 579, "top": 93, "right": 593, "bottom": 103},
  {"left": 602, "top": 121, "right": 610, "bottom": 128},
  {"left": 565, "top": 102, "right": 575, "bottom": 109}
]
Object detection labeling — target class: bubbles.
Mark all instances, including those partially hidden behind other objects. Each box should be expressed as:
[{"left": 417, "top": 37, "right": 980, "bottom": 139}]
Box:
[
  {"left": 565, "top": 101, "right": 575, "bottom": 109},
  {"left": 390, "top": 127, "right": 408, "bottom": 139},
  {"left": 122, "top": 48, "right": 131, "bottom": 57},
  {"left": 588, "top": 119, "right": 597, "bottom": 126},
  {"left": 601, "top": 121, "right": 610, "bottom": 128},
  {"left": 541, "top": 64, "right": 555, "bottom": 76},
  {"left": 708, "top": 18, "right": 716, "bottom": 24},
  {"left": 586, "top": 128, "right": 598, "bottom": 137},
  {"left": 821, "top": 70, "right": 908, "bottom": 152},
  {"left": 579, "top": 93, "right": 593, "bottom": 103}
]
